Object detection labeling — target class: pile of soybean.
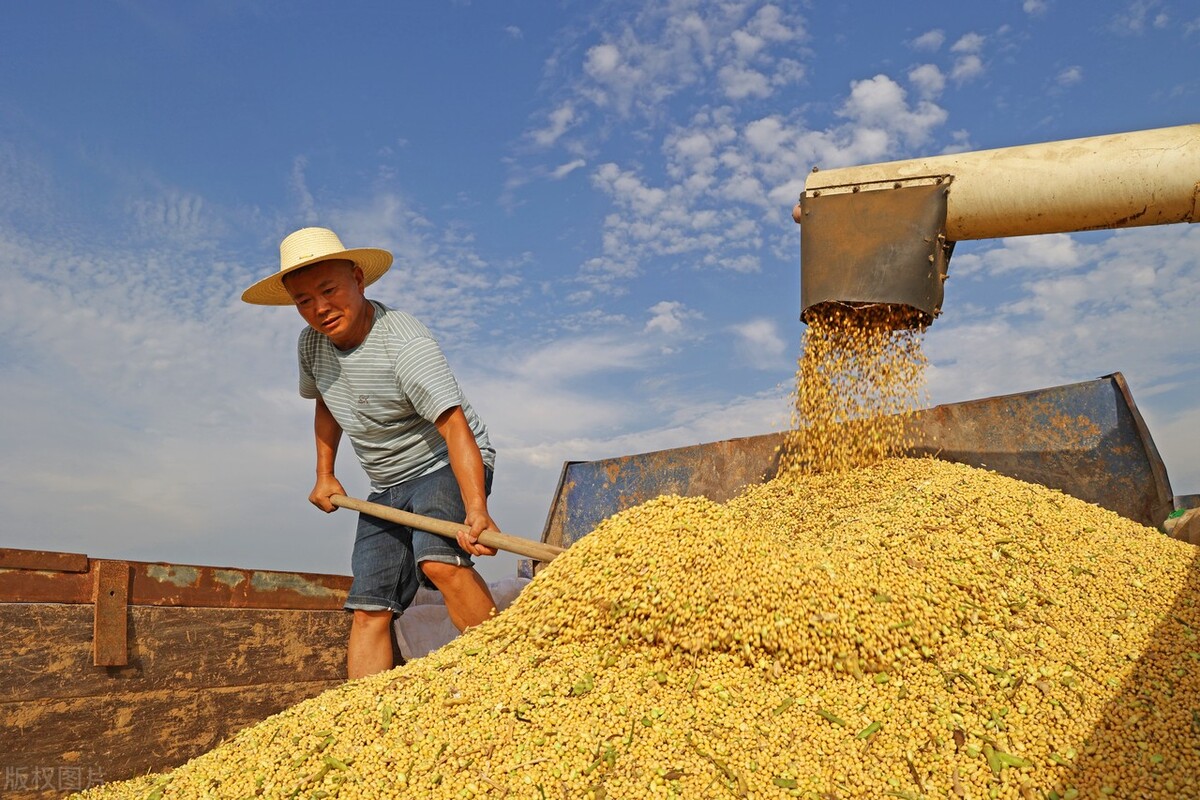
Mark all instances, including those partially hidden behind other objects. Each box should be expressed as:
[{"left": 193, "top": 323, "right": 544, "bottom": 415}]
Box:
[{"left": 77, "top": 457, "right": 1200, "bottom": 800}]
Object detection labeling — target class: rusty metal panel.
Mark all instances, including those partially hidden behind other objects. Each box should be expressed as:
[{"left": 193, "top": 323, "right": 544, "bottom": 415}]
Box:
[
  {"left": 799, "top": 180, "right": 952, "bottom": 327},
  {"left": 93, "top": 560, "right": 130, "bottom": 666},
  {"left": 904, "top": 373, "right": 1174, "bottom": 528},
  {"left": 0, "top": 547, "right": 88, "bottom": 572},
  {"left": 0, "top": 556, "right": 351, "bottom": 610},
  {"left": 0, "top": 567, "right": 92, "bottom": 603},
  {"left": 541, "top": 433, "right": 786, "bottom": 551},
  {"left": 541, "top": 374, "right": 1174, "bottom": 551}
]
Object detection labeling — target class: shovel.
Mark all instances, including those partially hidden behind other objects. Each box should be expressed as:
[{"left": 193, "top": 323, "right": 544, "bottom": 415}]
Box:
[{"left": 330, "top": 494, "right": 565, "bottom": 563}]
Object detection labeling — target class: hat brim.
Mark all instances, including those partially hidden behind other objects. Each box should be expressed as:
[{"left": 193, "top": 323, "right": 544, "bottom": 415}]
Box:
[{"left": 241, "top": 247, "right": 393, "bottom": 306}]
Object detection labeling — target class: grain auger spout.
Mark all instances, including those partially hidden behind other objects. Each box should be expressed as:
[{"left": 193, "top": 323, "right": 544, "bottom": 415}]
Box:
[{"left": 792, "top": 124, "right": 1200, "bottom": 329}]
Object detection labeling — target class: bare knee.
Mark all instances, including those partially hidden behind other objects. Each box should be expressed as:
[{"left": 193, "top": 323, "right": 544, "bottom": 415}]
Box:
[
  {"left": 420, "top": 559, "right": 464, "bottom": 588},
  {"left": 351, "top": 608, "right": 393, "bottom": 630}
]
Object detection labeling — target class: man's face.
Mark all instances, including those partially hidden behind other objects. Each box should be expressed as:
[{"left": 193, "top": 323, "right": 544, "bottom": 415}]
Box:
[{"left": 283, "top": 259, "right": 373, "bottom": 349}]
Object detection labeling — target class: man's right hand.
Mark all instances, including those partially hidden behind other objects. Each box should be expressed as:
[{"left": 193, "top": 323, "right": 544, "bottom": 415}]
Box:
[{"left": 310, "top": 473, "right": 346, "bottom": 513}]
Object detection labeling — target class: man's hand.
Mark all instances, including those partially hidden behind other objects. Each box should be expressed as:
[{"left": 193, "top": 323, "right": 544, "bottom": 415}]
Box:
[
  {"left": 457, "top": 506, "right": 500, "bottom": 557},
  {"left": 310, "top": 473, "right": 347, "bottom": 513}
]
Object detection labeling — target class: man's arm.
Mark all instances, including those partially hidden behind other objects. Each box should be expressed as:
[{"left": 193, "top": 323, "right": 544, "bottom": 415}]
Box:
[
  {"left": 434, "top": 406, "right": 499, "bottom": 557},
  {"left": 309, "top": 396, "right": 347, "bottom": 512}
]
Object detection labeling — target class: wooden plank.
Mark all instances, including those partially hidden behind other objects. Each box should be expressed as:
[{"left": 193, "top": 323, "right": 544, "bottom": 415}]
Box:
[
  {"left": 0, "top": 561, "right": 350, "bottom": 609},
  {"left": 93, "top": 561, "right": 130, "bottom": 666},
  {"left": 2, "top": 680, "right": 342, "bottom": 798},
  {"left": 3, "top": 603, "right": 350, "bottom": 703},
  {"left": 0, "top": 547, "right": 88, "bottom": 572}
]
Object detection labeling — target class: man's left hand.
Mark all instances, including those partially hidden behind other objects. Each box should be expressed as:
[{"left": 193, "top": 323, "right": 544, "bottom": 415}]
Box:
[{"left": 457, "top": 509, "right": 500, "bottom": 557}]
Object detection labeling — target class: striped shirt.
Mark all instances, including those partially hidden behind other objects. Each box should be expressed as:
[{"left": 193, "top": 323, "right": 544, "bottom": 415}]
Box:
[{"left": 298, "top": 301, "right": 495, "bottom": 490}]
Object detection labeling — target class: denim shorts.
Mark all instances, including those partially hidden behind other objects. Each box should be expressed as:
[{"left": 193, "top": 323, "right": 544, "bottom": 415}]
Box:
[{"left": 344, "top": 464, "right": 492, "bottom": 614}]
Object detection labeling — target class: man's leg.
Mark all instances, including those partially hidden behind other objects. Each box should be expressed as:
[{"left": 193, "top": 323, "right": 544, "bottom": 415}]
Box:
[
  {"left": 345, "top": 485, "right": 419, "bottom": 680},
  {"left": 347, "top": 609, "right": 394, "bottom": 679},
  {"left": 420, "top": 561, "right": 496, "bottom": 631},
  {"left": 409, "top": 465, "right": 498, "bottom": 631}
]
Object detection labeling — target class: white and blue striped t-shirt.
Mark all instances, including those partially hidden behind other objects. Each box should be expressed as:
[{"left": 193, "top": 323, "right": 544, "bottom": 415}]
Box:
[{"left": 298, "top": 301, "right": 495, "bottom": 490}]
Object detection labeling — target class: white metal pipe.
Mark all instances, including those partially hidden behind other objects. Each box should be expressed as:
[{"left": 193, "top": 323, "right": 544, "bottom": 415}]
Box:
[{"left": 800, "top": 124, "right": 1200, "bottom": 241}]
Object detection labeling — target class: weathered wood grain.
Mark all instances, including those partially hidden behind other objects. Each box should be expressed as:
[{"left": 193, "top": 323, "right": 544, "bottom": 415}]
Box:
[
  {"left": 2, "top": 604, "right": 350, "bottom": 703},
  {"left": 2, "top": 681, "right": 342, "bottom": 799}
]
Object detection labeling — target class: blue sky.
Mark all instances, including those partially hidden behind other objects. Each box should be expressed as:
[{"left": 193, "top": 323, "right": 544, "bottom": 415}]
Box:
[{"left": 1, "top": 0, "right": 1197, "bottom": 582}]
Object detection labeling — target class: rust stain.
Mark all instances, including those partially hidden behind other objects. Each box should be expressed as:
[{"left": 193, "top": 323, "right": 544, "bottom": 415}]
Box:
[
  {"left": 145, "top": 565, "right": 200, "bottom": 587},
  {"left": 1076, "top": 205, "right": 1150, "bottom": 231},
  {"left": 250, "top": 571, "right": 343, "bottom": 599},
  {"left": 212, "top": 569, "right": 246, "bottom": 589},
  {"left": 1031, "top": 410, "right": 1101, "bottom": 450}
]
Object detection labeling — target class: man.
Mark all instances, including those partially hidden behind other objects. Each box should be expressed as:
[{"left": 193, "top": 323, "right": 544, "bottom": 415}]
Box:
[{"left": 242, "top": 226, "right": 498, "bottom": 679}]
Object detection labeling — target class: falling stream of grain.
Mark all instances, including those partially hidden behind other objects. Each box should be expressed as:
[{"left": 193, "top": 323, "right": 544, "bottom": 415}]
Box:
[{"left": 780, "top": 305, "right": 929, "bottom": 475}]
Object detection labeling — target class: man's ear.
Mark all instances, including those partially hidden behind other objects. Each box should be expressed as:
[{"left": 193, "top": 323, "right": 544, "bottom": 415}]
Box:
[{"left": 353, "top": 265, "right": 366, "bottom": 292}]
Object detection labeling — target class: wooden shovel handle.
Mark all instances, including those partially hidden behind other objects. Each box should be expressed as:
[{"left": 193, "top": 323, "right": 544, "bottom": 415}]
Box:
[{"left": 329, "top": 494, "right": 564, "bottom": 563}]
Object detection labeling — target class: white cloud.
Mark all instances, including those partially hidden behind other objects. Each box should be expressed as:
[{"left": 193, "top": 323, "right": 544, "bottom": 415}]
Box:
[
  {"left": 950, "top": 54, "right": 985, "bottom": 84},
  {"left": 645, "top": 300, "right": 703, "bottom": 335},
  {"left": 838, "top": 74, "right": 949, "bottom": 149},
  {"left": 1023, "top": 0, "right": 1048, "bottom": 14},
  {"left": 290, "top": 156, "right": 318, "bottom": 224},
  {"left": 928, "top": 227, "right": 1200, "bottom": 438},
  {"left": 585, "top": 43, "right": 622, "bottom": 77},
  {"left": 940, "top": 129, "right": 974, "bottom": 155},
  {"left": 466, "top": 335, "right": 660, "bottom": 443},
  {"left": 718, "top": 64, "right": 772, "bottom": 100},
  {"left": 563, "top": 2, "right": 807, "bottom": 120},
  {"left": 938, "top": 32, "right": 987, "bottom": 85},
  {"left": 0, "top": 221, "right": 330, "bottom": 568},
  {"left": 730, "top": 318, "right": 787, "bottom": 369},
  {"left": 1153, "top": 406, "right": 1200, "bottom": 499},
  {"left": 951, "top": 33, "right": 986, "bottom": 53},
  {"left": 958, "top": 234, "right": 1088, "bottom": 277},
  {"left": 908, "top": 63, "right": 946, "bottom": 99},
  {"left": 0, "top": 140, "right": 55, "bottom": 221},
  {"left": 580, "top": 41, "right": 652, "bottom": 115},
  {"left": 593, "top": 163, "right": 669, "bottom": 215},
  {"left": 1056, "top": 65, "right": 1083, "bottom": 87},
  {"left": 550, "top": 159, "right": 587, "bottom": 180},
  {"left": 1110, "top": 1, "right": 1167, "bottom": 34},
  {"left": 718, "top": 4, "right": 804, "bottom": 100},
  {"left": 744, "top": 4, "right": 799, "bottom": 45},
  {"left": 532, "top": 104, "right": 580, "bottom": 147},
  {"left": 910, "top": 29, "right": 945, "bottom": 51},
  {"left": 573, "top": 58, "right": 954, "bottom": 292},
  {"left": 128, "top": 188, "right": 214, "bottom": 243}
]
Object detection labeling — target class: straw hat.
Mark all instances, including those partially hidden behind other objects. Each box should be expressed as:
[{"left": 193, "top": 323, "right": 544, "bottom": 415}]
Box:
[{"left": 241, "top": 227, "right": 394, "bottom": 305}]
